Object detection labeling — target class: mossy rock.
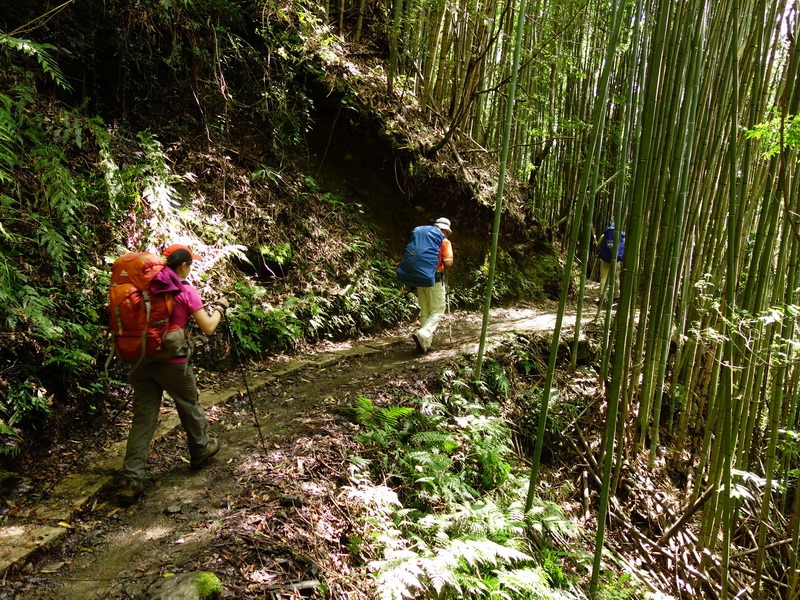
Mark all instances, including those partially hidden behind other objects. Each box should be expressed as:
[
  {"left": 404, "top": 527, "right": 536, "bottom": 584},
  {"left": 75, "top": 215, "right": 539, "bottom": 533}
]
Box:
[{"left": 138, "top": 571, "right": 222, "bottom": 600}]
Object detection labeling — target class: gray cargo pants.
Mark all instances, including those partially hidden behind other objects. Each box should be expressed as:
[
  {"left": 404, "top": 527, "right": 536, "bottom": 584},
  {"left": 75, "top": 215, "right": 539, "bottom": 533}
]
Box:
[{"left": 120, "top": 361, "right": 209, "bottom": 484}]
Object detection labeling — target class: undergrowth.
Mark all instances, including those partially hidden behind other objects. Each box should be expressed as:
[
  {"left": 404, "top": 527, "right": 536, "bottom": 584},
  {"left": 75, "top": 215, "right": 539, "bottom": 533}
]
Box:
[
  {"left": 227, "top": 252, "right": 413, "bottom": 356},
  {"left": 343, "top": 341, "right": 653, "bottom": 599},
  {"left": 0, "top": 40, "right": 112, "bottom": 448},
  {"left": 344, "top": 372, "right": 581, "bottom": 599}
]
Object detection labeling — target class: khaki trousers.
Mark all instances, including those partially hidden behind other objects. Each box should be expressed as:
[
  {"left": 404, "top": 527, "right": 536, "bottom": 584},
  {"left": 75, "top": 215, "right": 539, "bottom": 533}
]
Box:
[
  {"left": 121, "top": 361, "right": 209, "bottom": 484},
  {"left": 599, "top": 259, "right": 620, "bottom": 300},
  {"left": 415, "top": 281, "right": 446, "bottom": 351}
]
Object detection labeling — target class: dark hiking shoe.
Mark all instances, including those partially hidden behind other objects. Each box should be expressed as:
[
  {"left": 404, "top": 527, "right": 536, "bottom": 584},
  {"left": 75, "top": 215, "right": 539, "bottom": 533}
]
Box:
[
  {"left": 190, "top": 437, "right": 221, "bottom": 469},
  {"left": 412, "top": 333, "right": 426, "bottom": 354},
  {"left": 117, "top": 479, "right": 144, "bottom": 507}
]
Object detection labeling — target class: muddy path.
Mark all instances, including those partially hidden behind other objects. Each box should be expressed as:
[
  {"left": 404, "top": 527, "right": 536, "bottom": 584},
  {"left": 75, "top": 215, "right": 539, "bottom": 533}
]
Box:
[{"left": 2, "top": 303, "right": 578, "bottom": 600}]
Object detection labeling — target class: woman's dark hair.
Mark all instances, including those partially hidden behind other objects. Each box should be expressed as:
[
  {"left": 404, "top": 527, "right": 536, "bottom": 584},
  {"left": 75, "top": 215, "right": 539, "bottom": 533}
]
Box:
[{"left": 166, "top": 249, "right": 193, "bottom": 270}]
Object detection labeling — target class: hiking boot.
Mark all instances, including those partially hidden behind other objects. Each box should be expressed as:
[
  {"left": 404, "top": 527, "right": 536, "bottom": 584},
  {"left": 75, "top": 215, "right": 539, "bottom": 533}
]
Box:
[
  {"left": 411, "top": 333, "right": 426, "bottom": 354},
  {"left": 190, "top": 437, "right": 220, "bottom": 469},
  {"left": 117, "top": 479, "right": 144, "bottom": 507}
]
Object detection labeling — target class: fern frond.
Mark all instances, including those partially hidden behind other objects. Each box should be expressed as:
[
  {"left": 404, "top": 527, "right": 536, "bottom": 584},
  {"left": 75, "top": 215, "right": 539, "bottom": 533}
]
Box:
[
  {"left": 19, "top": 287, "right": 62, "bottom": 340},
  {"left": 419, "top": 395, "right": 447, "bottom": 415},
  {"left": 0, "top": 94, "right": 20, "bottom": 183},
  {"left": 410, "top": 430, "right": 457, "bottom": 451},
  {"left": 405, "top": 449, "right": 451, "bottom": 469},
  {"left": 452, "top": 571, "right": 491, "bottom": 597},
  {"left": 43, "top": 347, "right": 95, "bottom": 371},
  {"left": 376, "top": 405, "right": 414, "bottom": 428},
  {"left": 0, "top": 36, "right": 71, "bottom": 90},
  {"left": 506, "top": 502, "right": 526, "bottom": 530},
  {"left": 0, "top": 422, "right": 22, "bottom": 457},
  {"left": 448, "top": 538, "right": 532, "bottom": 570},
  {"left": 39, "top": 227, "right": 69, "bottom": 269},
  {"left": 526, "top": 499, "right": 580, "bottom": 544},
  {"left": 372, "top": 551, "right": 426, "bottom": 600},
  {"left": 354, "top": 395, "right": 376, "bottom": 424},
  {"left": 441, "top": 473, "right": 478, "bottom": 503},
  {"left": 493, "top": 567, "right": 573, "bottom": 600},
  {"left": 419, "top": 551, "right": 461, "bottom": 596},
  {"left": 449, "top": 499, "right": 525, "bottom": 542}
]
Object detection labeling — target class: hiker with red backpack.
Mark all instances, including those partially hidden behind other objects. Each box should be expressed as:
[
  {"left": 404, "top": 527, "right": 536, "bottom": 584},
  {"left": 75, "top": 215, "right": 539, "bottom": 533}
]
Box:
[
  {"left": 112, "top": 243, "right": 229, "bottom": 506},
  {"left": 396, "top": 217, "right": 454, "bottom": 354}
]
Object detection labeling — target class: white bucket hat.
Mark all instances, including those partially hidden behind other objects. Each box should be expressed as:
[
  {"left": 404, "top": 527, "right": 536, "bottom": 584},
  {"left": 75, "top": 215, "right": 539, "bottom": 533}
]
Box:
[{"left": 434, "top": 217, "right": 452, "bottom": 233}]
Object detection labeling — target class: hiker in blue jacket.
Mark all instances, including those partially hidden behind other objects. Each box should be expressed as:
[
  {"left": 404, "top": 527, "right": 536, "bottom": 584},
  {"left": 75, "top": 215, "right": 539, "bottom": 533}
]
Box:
[
  {"left": 412, "top": 218, "right": 454, "bottom": 353},
  {"left": 595, "top": 221, "right": 624, "bottom": 303}
]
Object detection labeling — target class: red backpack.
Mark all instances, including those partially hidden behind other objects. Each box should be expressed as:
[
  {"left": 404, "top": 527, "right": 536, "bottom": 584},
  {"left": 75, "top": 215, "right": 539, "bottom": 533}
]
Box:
[{"left": 106, "top": 252, "right": 182, "bottom": 369}]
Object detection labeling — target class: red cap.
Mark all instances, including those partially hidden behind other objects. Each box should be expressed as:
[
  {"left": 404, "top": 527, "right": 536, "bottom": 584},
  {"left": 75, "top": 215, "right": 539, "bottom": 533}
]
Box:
[{"left": 163, "top": 243, "right": 201, "bottom": 261}]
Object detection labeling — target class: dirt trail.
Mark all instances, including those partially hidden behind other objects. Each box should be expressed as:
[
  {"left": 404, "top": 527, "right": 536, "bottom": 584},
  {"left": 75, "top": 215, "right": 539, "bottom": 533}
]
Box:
[{"left": 1, "top": 304, "right": 577, "bottom": 600}]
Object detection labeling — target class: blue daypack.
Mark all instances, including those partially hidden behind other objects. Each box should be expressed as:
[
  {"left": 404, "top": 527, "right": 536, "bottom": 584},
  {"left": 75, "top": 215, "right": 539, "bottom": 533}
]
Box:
[
  {"left": 396, "top": 225, "right": 444, "bottom": 287},
  {"left": 599, "top": 226, "right": 625, "bottom": 262}
]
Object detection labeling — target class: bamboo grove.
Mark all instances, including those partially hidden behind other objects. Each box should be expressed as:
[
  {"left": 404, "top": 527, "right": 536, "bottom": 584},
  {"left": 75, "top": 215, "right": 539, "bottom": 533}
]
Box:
[{"left": 325, "top": 0, "right": 799, "bottom": 596}]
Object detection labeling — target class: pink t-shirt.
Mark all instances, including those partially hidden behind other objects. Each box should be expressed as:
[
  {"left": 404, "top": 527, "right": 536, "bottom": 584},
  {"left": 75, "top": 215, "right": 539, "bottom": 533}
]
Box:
[
  {"left": 170, "top": 282, "right": 204, "bottom": 327},
  {"left": 163, "top": 282, "right": 203, "bottom": 363}
]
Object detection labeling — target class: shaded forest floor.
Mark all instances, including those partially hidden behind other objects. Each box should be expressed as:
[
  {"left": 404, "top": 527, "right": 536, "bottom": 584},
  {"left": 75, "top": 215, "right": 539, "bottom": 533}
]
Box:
[{"left": 1, "top": 301, "right": 577, "bottom": 600}]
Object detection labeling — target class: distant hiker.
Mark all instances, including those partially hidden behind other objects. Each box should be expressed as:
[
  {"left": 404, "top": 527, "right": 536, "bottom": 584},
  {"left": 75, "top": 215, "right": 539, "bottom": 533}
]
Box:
[
  {"left": 116, "top": 243, "right": 229, "bottom": 507},
  {"left": 595, "top": 221, "right": 625, "bottom": 303},
  {"left": 397, "top": 217, "right": 454, "bottom": 354}
]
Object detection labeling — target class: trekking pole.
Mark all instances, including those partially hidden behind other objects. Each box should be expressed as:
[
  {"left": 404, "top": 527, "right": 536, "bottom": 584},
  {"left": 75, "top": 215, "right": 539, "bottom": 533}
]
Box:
[
  {"left": 372, "top": 291, "right": 409, "bottom": 311},
  {"left": 444, "top": 271, "right": 452, "bottom": 342},
  {"left": 221, "top": 311, "right": 268, "bottom": 457}
]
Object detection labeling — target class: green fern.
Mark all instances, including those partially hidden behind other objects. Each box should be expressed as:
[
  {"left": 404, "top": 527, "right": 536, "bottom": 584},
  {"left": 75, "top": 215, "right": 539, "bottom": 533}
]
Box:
[
  {"left": 483, "top": 359, "right": 512, "bottom": 398},
  {"left": 0, "top": 35, "right": 71, "bottom": 90},
  {"left": 492, "top": 568, "right": 576, "bottom": 599},
  {"left": 353, "top": 396, "right": 414, "bottom": 429},
  {"left": 1, "top": 379, "right": 52, "bottom": 426},
  {"left": 350, "top": 355, "right": 584, "bottom": 599},
  {"left": 39, "top": 227, "right": 70, "bottom": 270},
  {"left": 450, "top": 412, "right": 513, "bottom": 490},
  {"left": 0, "top": 422, "right": 22, "bottom": 457},
  {"left": 448, "top": 538, "right": 532, "bottom": 570},
  {"left": 16, "top": 286, "right": 62, "bottom": 340},
  {"left": 43, "top": 347, "right": 95, "bottom": 372},
  {"left": 0, "top": 94, "right": 20, "bottom": 183},
  {"left": 449, "top": 500, "right": 526, "bottom": 543},
  {"left": 525, "top": 496, "right": 581, "bottom": 545},
  {"left": 0, "top": 65, "right": 111, "bottom": 425},
  {"left": 372, "top": 538, "right": 535, "bottom": 600},
  {"left": 405, "top": 449, "right": 452, "bottom": 473},
  {"left": 353, "top": 395, "right": 376, "bottom": 422},
  {"left": 374, "top": 550, "right": 427, "bottom": 600},
  {"left": 410, "top": 430, "right": 458, "bottom": 452},
  {"left": 377, "top": 406, "right": 415, "bottom": 429}
]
